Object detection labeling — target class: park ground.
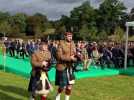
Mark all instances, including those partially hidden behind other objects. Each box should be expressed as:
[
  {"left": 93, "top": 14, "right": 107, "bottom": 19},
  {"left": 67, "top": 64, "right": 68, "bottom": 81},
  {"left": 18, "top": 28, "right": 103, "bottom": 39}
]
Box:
[{"left": 0, "top": 71, "right": 134, "bottom": 100}]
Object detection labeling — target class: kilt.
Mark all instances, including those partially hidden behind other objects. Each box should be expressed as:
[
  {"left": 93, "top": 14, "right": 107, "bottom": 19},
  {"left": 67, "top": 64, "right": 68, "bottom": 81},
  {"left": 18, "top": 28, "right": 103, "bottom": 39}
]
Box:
[
  {"left": 55, "top": 67, "right": 75, "bottom": 88},
  {"left": 28, "top": 69, "right": 52, "bottom": 96}
]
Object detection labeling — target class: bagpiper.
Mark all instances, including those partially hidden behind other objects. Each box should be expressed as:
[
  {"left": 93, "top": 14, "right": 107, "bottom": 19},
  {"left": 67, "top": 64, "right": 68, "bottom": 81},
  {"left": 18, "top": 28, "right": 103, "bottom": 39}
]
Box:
[
  {"left": 55, "top": 32, "right": 77, "bottom": 100},
  {"left": 28, "top": 40, "right": 53, "bottom": 100}
]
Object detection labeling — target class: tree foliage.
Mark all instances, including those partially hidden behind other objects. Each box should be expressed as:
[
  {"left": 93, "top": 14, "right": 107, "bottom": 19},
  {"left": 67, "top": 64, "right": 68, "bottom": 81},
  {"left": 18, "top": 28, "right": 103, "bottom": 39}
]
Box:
[
  {"left": 0, "top": 21, "right": 11, "bottom": 36},
  {"left": 98, "top": 0, "right": 126, "bottom": 34},
  {"left": 0, "top": 0, "right": 133, "bottom": 41},
  {"left": 114, "top": 26, "right": 125, "bottom": 43}
]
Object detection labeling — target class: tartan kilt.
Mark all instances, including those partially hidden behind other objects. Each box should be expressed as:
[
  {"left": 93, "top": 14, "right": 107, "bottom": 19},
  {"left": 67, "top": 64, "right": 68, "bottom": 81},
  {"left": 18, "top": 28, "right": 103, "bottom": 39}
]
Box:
[
  {"left": 28, "top": 69, "right": 51, "bottom": 95},
  {"left": 55, "top": 67, "right": 75, "bottom": 88}
]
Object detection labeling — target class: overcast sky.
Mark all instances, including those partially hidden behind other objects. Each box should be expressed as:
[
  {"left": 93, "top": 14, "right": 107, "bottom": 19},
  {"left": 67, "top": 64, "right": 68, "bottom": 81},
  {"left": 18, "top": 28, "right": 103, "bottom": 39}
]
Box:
[{"left": 0, "top": 0, "right": 134, "bottom": 20}]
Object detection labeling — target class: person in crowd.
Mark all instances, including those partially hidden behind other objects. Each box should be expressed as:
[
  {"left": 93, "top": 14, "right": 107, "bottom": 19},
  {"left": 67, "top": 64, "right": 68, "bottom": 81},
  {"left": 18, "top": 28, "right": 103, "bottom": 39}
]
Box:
[
  {"left": 74, "top": 41, "right": 83, "bottom": 71},
  {"left": 48, "top": 41, "right": 57, "bottom": 64},
  {"left": 91, "top": 42, "right": 101, "bottom": 68},
  {"left": 80, "top": 41, "right": 90, "bottom": 71},
  {"left": 0, "top": 40, "right": 6, "bottom": 56},
  {"left": 28, "top": 41, "right": 37, "bottom": 56},
  {"left": 20, "top": 41, "right": 28, "bottom": 59},
  {"left": 99, "top": 43, "right": 112, "bottom": 69},
  {"left": 111, "top": 43, "right": 124, "bottom": 68},
  {"left": 86, "top": 43, "right": 93, "bottom": 60},
  {"left": 16, "top": 40, "right": 21, "bottom": 58},
  {"left": 130, "top": 43, "right": 134, "bottom": 65},
  {"left": 26, "top": 40, "right": 32, "bottom": 56},
  {"left": 4, "top": 39, "right": 10, "bottom": 54},
  {"left": 9, "top": 40, "right": 16, "bottom": 57},
  {"left": 34, "top": 40, "right": 40, "bottom": 51}
]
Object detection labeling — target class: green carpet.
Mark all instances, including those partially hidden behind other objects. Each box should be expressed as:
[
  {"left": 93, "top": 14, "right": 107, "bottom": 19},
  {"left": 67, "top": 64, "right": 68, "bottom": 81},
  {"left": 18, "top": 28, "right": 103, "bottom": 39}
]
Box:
[
  {"left": 0, "top": 54, "right": 128, "bottom": 81},
  {"left": 119, "top": 67, "right": 134, "bottom": 76}
]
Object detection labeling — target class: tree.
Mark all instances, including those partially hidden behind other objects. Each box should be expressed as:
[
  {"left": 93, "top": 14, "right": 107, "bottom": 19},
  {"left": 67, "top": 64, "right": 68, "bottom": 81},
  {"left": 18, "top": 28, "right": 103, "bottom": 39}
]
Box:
[
  {"left": 0, "top": 12, "right": 10, "bottom": 23},
  {"left": 88, "top": 26, "right": 98, "bottom": 41},
  {"left": 60, "top": 15, "right": 72, "bottom": 32},
  {"left": 9, "top": 13, "right": 27, "bottom": 35},
  {"left": 114, "top": 26, "right": 124, "bottom": 43},
  {"left": 34, "top": 13, "right": 48, "bottom": 32},
  {"left": 0, "top": 21, "right": 11, "bottom": 36},
  {"left": 70, "top": 1, "right": 96, "bottom": 32},
  {"left": 79, "top": 25, "right": 90, "bottom": 40},
  {"left": 130, "top": 7, "right": 134, "bottom": 20},
  {"left": 78, "top": 24, "right": 99, "bottom": 41},
  {"left": 98, "top": 0, "right": 126, "bottom": 34},
  {"left": 26, "top": 13, "right": 48, "bottom": 36},
  {"left": 55, "top": 26, "right": 66, "bottom": 33},
  {"left": 128, "top": 8, "right": 134, "bottom": 36},
  {"left": 97, "top": 30, "right": 108, "bottom": 41}
]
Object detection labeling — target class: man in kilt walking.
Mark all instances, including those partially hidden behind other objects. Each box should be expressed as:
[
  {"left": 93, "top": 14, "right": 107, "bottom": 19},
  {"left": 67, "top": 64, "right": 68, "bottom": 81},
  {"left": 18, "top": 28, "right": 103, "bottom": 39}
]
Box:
[
  {"left": 55, "top": 32, "right": 77, "bottom": 100},
  {"left": 28, "top": 40, "right": 53, "bottom": 100}
]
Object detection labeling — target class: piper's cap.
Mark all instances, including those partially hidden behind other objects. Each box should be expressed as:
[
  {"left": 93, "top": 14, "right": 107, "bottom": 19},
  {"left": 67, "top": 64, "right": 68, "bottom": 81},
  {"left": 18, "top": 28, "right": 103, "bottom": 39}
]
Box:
[{"left": 64, "top": 32, "right": 73, "bottom": 36}]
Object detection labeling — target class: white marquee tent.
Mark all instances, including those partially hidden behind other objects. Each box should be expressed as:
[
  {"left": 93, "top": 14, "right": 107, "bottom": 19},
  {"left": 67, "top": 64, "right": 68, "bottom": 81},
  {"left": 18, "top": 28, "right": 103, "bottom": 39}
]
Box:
[{"left": 124, "top": 21, "right": 134, "bottom": 69}]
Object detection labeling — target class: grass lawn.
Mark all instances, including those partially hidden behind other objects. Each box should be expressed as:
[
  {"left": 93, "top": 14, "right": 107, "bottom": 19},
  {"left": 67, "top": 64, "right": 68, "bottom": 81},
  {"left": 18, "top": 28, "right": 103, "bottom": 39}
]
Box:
[{"left": 0, "top": 71, "right": 134, "bottom": 100}]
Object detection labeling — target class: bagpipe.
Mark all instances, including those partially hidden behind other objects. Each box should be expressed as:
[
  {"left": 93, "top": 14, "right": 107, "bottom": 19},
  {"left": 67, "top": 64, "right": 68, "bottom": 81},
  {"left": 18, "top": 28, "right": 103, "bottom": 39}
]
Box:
[
  {"left": 34, "top": 68, "right": 53, "bottom": 95},
  {"left": 43, "top": 60, "right": 51, "bottom": 71},
  {"left": 71, "top": 52, "right": 83, "bottom": 72},
  {"left": 33, "top": 60, "right": 51, "bottom": 77},
  {"left": 32, "top": 60, "right": 53, "bottom": 95}
]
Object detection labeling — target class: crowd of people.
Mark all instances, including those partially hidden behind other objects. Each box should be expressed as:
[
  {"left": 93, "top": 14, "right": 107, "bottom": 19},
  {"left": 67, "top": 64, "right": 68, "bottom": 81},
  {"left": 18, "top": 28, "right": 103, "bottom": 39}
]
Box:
[
  {"left": 3, "top": 39, "right": 40, "bottom": 59},
  {"left": 2, "top": 38, "right": 134, "bottom": 70}
]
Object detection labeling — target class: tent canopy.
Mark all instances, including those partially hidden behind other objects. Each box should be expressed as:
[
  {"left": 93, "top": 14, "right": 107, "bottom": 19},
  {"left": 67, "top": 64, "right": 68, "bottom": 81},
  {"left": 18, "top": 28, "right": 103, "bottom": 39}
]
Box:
[
  {"left": 126, "top": 21, "right": 134, "bottom": 27},
  {"left": 124, "top": 21, "right": 134, "bottom": 69}
]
